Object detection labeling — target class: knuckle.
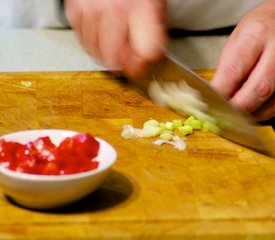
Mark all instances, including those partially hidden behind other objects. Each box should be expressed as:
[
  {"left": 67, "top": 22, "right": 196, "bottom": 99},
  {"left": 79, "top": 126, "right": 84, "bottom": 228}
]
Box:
[
  {"left": 239, "top": 20, "right": 269, "bottom": 41},
  {"left": 233, "top": 98, "right": 253, "bottom": 113},
  {"left": 222, "top": 65, "right": 244, "bottom": 90},
  {"left": 254, "top": 79, "right": 274, "bottom": 99}
]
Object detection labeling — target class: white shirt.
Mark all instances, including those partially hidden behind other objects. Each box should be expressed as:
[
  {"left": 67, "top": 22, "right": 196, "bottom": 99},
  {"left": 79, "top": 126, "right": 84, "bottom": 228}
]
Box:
[
  {"left": 0, "top": 0, "right": 63, "bottom": 28},
  {"left": 168, "top": 0, "right": 265, "bottom": 30},
  {"left": 0, "top": 0, "right": 266, "bottom": 30}
]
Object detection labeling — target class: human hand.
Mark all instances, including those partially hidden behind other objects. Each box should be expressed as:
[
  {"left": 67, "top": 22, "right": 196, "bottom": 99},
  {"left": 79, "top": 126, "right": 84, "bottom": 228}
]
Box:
[
  {"left": 211, "top": 0, "right": 275, "bottom": 122},
  {"left": 64, "top": 0, "right": 167, "bottom": 79}
]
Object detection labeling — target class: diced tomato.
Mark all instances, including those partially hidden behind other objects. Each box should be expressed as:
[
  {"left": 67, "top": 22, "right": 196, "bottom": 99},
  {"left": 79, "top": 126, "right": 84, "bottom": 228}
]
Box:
[
  {"left": 14, "top": 144, "right": 37, "bottom": 174},
  {"left": 40, "top": 162, "right": 60, "bottom": 175},
  {"left": 29, "top": 137, "right": 56, "bottom": 162},
  {"left": 0, "top": 133, "right": 100, "bottom": 175},
  {"left": 72, "top": 133, "right": 100, "bottom": 159},
  {"left": 0, "top": 140, "right": 25, "bottom": 171},
  {"left": 56, "top": 133, "right": 100, "bottom": 174}
]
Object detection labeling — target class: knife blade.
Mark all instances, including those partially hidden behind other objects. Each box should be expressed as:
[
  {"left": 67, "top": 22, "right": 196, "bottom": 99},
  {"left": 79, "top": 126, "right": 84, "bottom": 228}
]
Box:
[{"left": 144, "top": 54, "right": 274, "bottom": 157}]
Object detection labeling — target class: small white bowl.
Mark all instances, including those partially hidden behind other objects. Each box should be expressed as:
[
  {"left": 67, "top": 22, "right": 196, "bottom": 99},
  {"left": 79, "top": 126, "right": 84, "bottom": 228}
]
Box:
[{"left": 0, "top": 129, "right": 117, "bottom": 209}]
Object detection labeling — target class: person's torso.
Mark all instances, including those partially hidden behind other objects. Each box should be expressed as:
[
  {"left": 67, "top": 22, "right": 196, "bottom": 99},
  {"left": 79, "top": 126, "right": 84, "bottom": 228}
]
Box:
[
  {"left": 168, "top": 0, "right": 265, "bottom": 30},
  {"left": 0, "top": 0, "right": 266, "bottom": 29}
]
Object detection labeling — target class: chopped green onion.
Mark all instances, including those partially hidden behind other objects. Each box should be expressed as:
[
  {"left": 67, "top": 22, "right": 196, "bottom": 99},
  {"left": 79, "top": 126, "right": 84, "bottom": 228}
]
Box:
[
  {"left": 172, "top": 119, "right": 183, "bottom": 128},
  {"left": 178, "top": 125, "right": 193, "bottom": 135},
  {"left": 159, "top": 122, "right": 166, "bottom": 132},
  {"left": 202, "top": 121, "right": 220, "bottom": 134},
  {"left": 161, "top": 129, "right": 173, "bottom": 134},
  {"left": 189, "top": 119, "right": 202, "bottom": 130},
  {"left": 160, "top": 132, "right": 173, "bottom": 141},
  {"left": 142, "top": 126, "right": 161, "bottom": 138},
  {"left": 21, "top": 80, "right": 32, "bottom": 88},
  {"left": 143, "top": 119, "right": 159, "bottom": 128},
  {"left": 122, "top": 115, "right": 219, "bottom": 151},
  {"left": 165, "top": 122, "right": 174, "bottom": 131},
  {"left": 184, "top": 116, "right": 195, "bottom": 125}
]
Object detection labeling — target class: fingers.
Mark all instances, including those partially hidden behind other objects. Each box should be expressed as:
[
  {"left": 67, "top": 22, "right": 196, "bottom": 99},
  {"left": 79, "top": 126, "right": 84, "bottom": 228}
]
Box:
[
  {"left": 81, "top": 4, "right": 100, "bottom": 60},
  {"left": 64, "top": 0, "right": 85, "bottom": 41},
  {"left": 98, "top": 0, "right": 128, "bottom": 70},
  {"left": 119, "top": 45, "right": 149, "bottom": 78},
  {"left": 229, "top": 48, "right": 275, "bottom": 113},
  {"left": 129, "top": 0, "right": 167, "bottom": 62},
  {"left": 210, "top": 21, "right": 275, "bottom": 121},
  {"left": 211, "top": 26, "right": 264, "bottom": 99},
  {"left": 121, "top": 0, "right": 167, "bottom": 78}
]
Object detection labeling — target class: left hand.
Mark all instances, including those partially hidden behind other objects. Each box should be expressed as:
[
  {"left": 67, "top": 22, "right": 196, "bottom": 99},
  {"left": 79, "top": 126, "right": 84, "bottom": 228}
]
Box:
[
  {"left": 64, "top": 0, "right": 167, "bottom": 79},
  {"left": 210, "top": 0, "right": 275, "bottom": 122}
]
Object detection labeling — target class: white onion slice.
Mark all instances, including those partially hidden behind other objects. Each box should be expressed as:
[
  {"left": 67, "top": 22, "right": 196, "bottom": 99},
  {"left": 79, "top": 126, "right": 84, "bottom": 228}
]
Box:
[
  {"left": 148, "top": 80, "right": 214, "bottom": 123},
  {"left": 121, "top": 125, "right": 142, "bottom": 139},
  {"left": 153, "top": 135, "right": 186, "bottom": 151},
  {"left": 121, "top": 124, "right": 186, "bottom": 151}
]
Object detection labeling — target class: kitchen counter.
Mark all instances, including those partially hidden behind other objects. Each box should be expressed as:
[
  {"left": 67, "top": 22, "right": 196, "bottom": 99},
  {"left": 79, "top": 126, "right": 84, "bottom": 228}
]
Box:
[{"left": 0, "top": 28, "right": 228, "bottom": 72}]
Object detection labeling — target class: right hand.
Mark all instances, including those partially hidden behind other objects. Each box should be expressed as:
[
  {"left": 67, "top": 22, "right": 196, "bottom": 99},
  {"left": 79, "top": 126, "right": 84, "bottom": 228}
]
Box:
[{"left": 64, "top": 0, "right": 167, "bottom": 79}]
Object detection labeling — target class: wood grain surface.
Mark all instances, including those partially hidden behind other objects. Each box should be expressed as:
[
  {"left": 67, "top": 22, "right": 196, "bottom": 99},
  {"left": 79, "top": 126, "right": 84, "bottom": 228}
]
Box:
[{"left": 0, "top": 70, "right": 274, "bottom": 240}]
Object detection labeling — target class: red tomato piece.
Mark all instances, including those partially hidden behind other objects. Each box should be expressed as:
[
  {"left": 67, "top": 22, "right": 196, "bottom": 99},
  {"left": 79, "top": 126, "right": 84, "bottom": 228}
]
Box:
[
  {"left": 72, "top": 133, "right": 100, "bottom": 159},
  {"left": 29, "top": 137, "right": 56, "bottom": 162},
  {"left": 40, "top": 162, "right": 60, "bottom": 175},
  {"left": 14, "top": 144, "right": 37, "bottom": 174},
  {"left": 0, "top": 140, "right": 25, "bottom": 171},
  {"left": 0, "top": 133, "right": 100, "bottom": 175},
  {"left": 56, "top": 137, "right": 78, "bottom": 174},
  {"left": 56, "top": 133, "right": 100, "bottom": 174}
]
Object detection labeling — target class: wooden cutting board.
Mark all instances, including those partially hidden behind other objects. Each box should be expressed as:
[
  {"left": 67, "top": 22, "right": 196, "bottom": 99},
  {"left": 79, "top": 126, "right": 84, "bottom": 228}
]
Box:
[{"left": 0, "top": 70, "right": 274, "bottom": 240}]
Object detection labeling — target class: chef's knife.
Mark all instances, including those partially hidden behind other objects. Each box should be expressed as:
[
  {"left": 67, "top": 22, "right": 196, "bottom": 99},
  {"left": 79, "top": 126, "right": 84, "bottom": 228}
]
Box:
[{"left": 141, "top": 54, "right": 273, "bottom": 157}]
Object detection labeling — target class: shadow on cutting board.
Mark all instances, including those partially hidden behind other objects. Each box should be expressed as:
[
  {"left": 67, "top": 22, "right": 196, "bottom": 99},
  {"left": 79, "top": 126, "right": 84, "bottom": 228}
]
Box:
[{"left": 7, "top": 170, "right": 137, "bottom": 214}]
